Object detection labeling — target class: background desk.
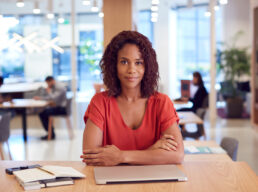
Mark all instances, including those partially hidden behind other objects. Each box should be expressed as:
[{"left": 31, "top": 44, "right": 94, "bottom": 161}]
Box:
[
  {"left": 178, "top": 112, "right": 203, "bottom": 125},
  {"left": 184, "top": 140, "right": 232, "bottom": 162},
  {"left": 0, "top": 161, "right": 257, "bottom": 192},
  {"left": 0, "top": 99, "right": 49, "bottom": 142},
  {"left": 0, "top": 82, "right": 46, "bottom": 98}
]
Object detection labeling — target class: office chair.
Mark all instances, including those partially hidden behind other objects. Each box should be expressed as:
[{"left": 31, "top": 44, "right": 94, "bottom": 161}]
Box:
[
  {"left": 0, "top": 112, "right": 12, "bottom": 160},
  {"left": 195, "top": 95, "right": 209, "bottom": 140},
  {"left": 47, "top": 97, "right": 74, "bottom": 140},
  {"left": 220, "top": 137, "right": 239, "bottom": 161}
]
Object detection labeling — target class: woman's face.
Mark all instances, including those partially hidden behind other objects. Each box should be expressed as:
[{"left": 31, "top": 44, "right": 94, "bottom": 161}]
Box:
[
  {"left": 117, "top": 43, "right": 145, "bottom": 91},
  {"left": 193, "top": 76, "right": 198, "bottom": 85}
]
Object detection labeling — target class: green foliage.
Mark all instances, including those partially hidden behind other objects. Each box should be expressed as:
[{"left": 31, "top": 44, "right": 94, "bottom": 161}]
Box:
[
  {"left": 217, "top": 31, "right": 250, "bottom": 96},
  {"left": 79, "top": 40, "right": 102, "bottom": 72}
]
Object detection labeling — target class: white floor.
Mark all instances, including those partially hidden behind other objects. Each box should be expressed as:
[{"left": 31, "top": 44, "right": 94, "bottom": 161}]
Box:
[{"left": 1, "top": 102, "right": 258, "bottom": 174}]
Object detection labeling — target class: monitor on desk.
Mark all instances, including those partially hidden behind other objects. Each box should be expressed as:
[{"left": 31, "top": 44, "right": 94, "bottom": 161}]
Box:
[
  {"left": 181, "top": 80, "right": 191, "bottom": 98},
  {"left": 94, "top": 165, "right": 187, "bottom": 184}
]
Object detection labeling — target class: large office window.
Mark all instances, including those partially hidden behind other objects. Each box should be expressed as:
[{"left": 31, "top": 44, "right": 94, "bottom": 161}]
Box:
[
  {"left": 138, "top": 10, "right": 153, "bottom": 44},
  {"left": 0, "top": 16, "right": 24, "bottom": 78},
  {"left": 175, "top": 5, "right": 222, "bottom": 94}
]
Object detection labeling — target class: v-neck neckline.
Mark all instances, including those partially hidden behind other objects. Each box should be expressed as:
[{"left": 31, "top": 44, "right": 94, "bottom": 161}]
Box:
[{"left": 113, "top": 97, "right": 149, "bottom": 131}]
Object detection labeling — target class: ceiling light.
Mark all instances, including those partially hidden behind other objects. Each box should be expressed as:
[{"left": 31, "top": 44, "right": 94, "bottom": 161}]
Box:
[
  {"left": 151, "top": 12, "right": 158, "bottom": 18},
  {"left": 33, "top": 2, "right": 41, "bottom": 14},
  {"left": 16, "top": 0, "right": 24, "bottom": 8},
  {"left": 152, "top": 0, "right": 159, "bottom": 5},
  {"left": 58, "top": 17, "right": 65, "bottom": 24},
  {"left": 151, "top": 17, "right": 158, "bottom": 22},
  {"left": 214, "top": 5, "right": 220, "bottom": 11},
  {"left": 98, "top": 12, "right": 104, "bottom": 18},
  {"left": 47, "top": 13, "right": 54, "bottom": 19},
  {"left": 82, "top": 0, "right": 91, "bottom": 6},
  {"left": 47, "top": 0, "right": 54, "bottom": 19},
  {"left": 151, "top": 5, "right": 158, "bottom": 12},
  {"left": 205, "top": 10, "right": 211, "bottom": 17},
  {"left": 219, "top": 0, "right": 228, "bottom": 5},
  {"left": 91, "top": 0, "right": 99, "bottom": 12}
]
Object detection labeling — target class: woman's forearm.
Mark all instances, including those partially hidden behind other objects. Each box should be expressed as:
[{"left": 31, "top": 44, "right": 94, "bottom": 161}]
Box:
[{"left": 121, "top": 148, "right": 184, "bottom": 165}]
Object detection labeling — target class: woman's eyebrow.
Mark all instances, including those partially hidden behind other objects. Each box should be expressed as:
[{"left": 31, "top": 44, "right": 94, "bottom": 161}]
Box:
[{"left": 119, "top": 57, "right": 143, "bottom": 61}]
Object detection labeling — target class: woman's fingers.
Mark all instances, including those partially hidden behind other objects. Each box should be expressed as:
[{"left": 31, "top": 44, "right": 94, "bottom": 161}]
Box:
[
  {"left": 80, "top": 153, "right": 99, "bottom": 159},
  {"left": 83, "top": 148, "right": 103, "bottom": 154},
  {"left": 161, "top": 134, "right": 175, "bottom": 140},
  {"left": 166, "top": 138, "right": 178, "bottom": 147}
]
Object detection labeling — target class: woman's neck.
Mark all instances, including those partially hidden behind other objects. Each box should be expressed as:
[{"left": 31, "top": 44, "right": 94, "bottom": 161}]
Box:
[{"left": 119, "top": 87, "right": 142, "bottom": 102}]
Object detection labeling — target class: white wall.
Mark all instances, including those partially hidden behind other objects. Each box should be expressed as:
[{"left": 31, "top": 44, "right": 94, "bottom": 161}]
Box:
[
  {"left": 222, "top": 0, "right": 251, "bottom": 48},
  {"left": 154, "top": 0, "right": 172, "bottom": 97},
  {"left": 24, "top": 25, "right": 52, "bottom": 79}
]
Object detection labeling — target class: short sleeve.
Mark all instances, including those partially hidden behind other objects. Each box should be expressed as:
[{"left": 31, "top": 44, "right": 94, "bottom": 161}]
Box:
[
  {"left": 158, "top": 94, "right": 179, "bottom": 133},
  {"left": 84, "top": 93, "right": 106, "bottom": 131}
]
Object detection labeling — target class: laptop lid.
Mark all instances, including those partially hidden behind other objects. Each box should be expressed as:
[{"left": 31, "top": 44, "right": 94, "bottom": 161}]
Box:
[{"left": 94, "top": 165, "right": 187, "bottom": 184}]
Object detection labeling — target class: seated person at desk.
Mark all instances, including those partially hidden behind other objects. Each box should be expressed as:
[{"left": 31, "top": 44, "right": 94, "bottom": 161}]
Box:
[
  {"left": 0, "top": 76, "right": 13, "bottom": 116},
  {"left": 177, "top": 72, "right": 208, "bottom": 113},
  {"left": 80, "top": 31, "right": 184, "bottom": 166},
  {"left": 34, "top": 76, "right": 67, "bottom": 140},
  {"left": 0, "top": 76, "right": 12, "bottom": 104},
  {"left": 0, "top": 76, "right": 4, "bottom": 104}
]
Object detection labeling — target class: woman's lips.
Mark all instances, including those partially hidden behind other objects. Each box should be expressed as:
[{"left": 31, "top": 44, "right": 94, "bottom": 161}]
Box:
[{"left": 125, "top": 77, "right": 138, "bottom": 82}]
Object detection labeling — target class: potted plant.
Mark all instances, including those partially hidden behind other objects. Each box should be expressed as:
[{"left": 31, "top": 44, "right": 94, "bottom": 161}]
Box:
[{"left": 217, "top": 31, "right": 251, "bottom": 118}]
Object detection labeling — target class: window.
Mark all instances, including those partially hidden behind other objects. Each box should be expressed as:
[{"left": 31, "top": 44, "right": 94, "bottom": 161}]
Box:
[
  {"left": 138, "top": 10, "right": 154, "bottom": 44},
  {"left": 175, "top": 5, "right": 222, "bottom": 95}
]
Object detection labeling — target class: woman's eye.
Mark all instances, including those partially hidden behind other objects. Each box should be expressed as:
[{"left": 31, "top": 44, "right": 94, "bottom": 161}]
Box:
[
  {"left": 120, "top": 60, "right": 127, "bottom": 64},
  {"left": 136, "top": 61, "right": 143, "bottom": 65}
]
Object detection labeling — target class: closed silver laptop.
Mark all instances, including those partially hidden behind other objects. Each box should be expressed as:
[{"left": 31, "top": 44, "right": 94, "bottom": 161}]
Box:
[{"left": 94, "top": 165, "right": 187, "bottom": 184}]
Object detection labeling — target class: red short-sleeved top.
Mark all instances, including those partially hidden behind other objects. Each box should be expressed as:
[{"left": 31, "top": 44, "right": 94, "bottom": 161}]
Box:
[{"left": 84, "top": 91, "right": 179, "bottom": 150}]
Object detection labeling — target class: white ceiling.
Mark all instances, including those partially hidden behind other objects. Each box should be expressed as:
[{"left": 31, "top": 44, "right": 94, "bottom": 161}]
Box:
[{"left": 0, "top": 0, "right": 210, "bottom": 15}]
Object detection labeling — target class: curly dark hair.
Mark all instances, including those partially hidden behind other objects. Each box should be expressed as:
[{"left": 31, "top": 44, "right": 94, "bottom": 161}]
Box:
[{"left": 100, "top": 31, "right": 159, "bottom": 98}]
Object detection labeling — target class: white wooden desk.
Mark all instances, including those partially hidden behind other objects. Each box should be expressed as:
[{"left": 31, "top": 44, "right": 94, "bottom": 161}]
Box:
[
  {"left": 178, "top": 112, "right": 203, "bottom": 125},
  {"left": 0, "top": 99, "right": 49, "bottom": 142},
  {"left": 183, "top": 140, "right": 232, "bottom": 162},
  {"left": 0, "top": 161, "right": 257, "bottom": 192}
]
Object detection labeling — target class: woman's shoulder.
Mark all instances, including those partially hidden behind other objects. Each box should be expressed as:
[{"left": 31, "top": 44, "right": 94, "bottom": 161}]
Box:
[
  {"left": 91, "top": 91, "right": 113, "bottom": 104},
  {"left": 149, "top": 92, "right": 171, "bottom": 102}
]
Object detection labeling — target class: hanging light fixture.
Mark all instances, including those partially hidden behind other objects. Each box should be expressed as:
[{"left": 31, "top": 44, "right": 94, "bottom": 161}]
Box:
[
  {"left": 91, "top": 0, "right": 99, "bottom": 12},
  {"left": 82, "top": 0, "right": 91, "bottom": 6},
  {"left": 46, "top": 0, "right": 54, "bottom": 19},
  {"left": 33, "top": 1, "right": 41, "bottom": 14},
  {"left": 214, "top": 3, "right": 220, "bottom": 11},
  {"left": 16, "top": 0, "right": 25, "bottom": 8},
  {"left": 98, "top": 7, "right": 104, "bottom": 18},
  {"left": 58, "top": 16, "right": 65, "bottom": 24}
]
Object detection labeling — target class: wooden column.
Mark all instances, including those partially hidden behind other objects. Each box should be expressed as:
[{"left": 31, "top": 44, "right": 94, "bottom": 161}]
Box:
[
  {"left": 209, "top": 0, "right": 217, "bottom": 128},
  {"left": 71, "top": 0, "right": 77, "bottom": 130},
  {"left": 252, "top": 6, "right": 258, "bottom": 130},
  {"left": 103, "top": 0, "right": 135, "bottom": 48}
]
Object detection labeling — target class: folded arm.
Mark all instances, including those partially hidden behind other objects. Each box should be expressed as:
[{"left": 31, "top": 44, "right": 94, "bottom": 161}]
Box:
[{"left": 81, "top": 119, "right": 184, "bottom": 166}]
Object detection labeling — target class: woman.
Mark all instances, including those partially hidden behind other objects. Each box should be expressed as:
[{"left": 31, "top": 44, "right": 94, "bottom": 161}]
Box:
[
  {"left": 80, "top": 31, "right": 184, "bottom": 166},
  {"left": 177, "top": 72, "right": 208, "bottom": 113}
]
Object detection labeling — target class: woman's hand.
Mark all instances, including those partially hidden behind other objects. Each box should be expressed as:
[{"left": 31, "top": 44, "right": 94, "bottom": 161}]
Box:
[
  {"left": 81, "top": 145, "right": 123, "bottom": 166},
  {"left": 149, "top": 134, "right": 178, "bottom": 151}
]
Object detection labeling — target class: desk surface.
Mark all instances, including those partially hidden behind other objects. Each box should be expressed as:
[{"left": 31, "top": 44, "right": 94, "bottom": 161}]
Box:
[
  {"left": 0, "top": 161, "right": 257, "bottom": 192},
  {"left": 173, "top": 100, "right": 193, "bottom": 110},
  {"left": 178, "top": 112, "right": 203, "bottom": 125},
  {"left": 184, "top": 140, "right": 232, "bottom": 162},
  {"left": 0, "top": 82, "right": 46, "bottom": 94},
  {"left": 0, "top": 99, "right": 49, "bottom": 108}
]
